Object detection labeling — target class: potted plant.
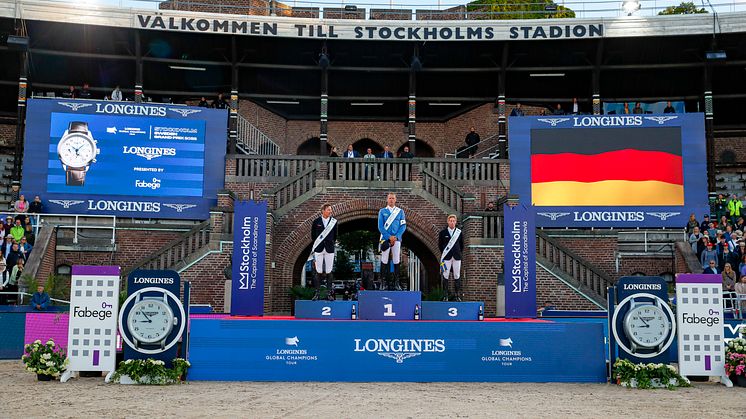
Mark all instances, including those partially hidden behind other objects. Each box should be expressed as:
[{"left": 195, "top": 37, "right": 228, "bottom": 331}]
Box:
[
  {"left": 21, "top": 339, "right": 68, "bottom": 381},
  {"left": 613, "top": 359, "right": 690, "bottom": 389},
  {"left": 725, "top": 337, "right": 746, "bottom": 387},
  {"left": 111, "top": 358, "right": 191, "bottom": 385}
]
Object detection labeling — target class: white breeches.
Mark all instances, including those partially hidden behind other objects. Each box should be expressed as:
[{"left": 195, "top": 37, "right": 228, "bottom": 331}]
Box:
[
  {"left": 314, "top": 250, "right": 335, "bottom": 274},
  {"left": 442, "top": 258, "right": 461, "bottom": 279},
  {"left": 380, "top": 241, "right": 401, "bottom": 264}
]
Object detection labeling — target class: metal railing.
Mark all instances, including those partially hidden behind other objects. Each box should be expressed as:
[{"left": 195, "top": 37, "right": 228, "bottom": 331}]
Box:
[
  {"left": 536, "top": 230, "right": 613, "bottom": 300},
  {"left": 121, "top": 220, "right": 211, "bottom": 277},
  {"left": 236, "top": 114, "right": 280, "bottom": 155},
  {"left": 421, "top": 167, "right": 464, "bottom": 213},
  {"left": 423, "top": 158, "right": 502, "bottom": 182},
  {"left": 444, "top": 133, "right": 501, "bottom": 159},
  {"left": 323, "top": 158, "right": 413, "bottom": 182},
  {"left": 233, "top": 155, "right": 316, "bottom": 178},
  {"left": 0, "top": 291, "right": 69, "bottom": 306},
  {"left": 2, "top": 212, "right": 117, "bottom": 245},
  {"left": 263, "top": 165, "right": 318, "bottom": 209}
]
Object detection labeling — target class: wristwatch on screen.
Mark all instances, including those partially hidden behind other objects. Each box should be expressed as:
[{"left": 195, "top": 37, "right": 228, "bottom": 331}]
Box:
[{"left": 57, "top": 121, "right": 99, "bottom": 186}]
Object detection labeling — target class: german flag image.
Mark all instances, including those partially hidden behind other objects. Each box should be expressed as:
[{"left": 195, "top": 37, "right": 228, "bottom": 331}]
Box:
[{"left": 530, "top": 127, "right": 683, "bottom": 206}]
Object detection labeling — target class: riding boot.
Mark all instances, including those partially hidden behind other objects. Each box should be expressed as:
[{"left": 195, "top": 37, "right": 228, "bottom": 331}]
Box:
[
  {"left": 380, "top": 262, "right": 389, "bottom": 290},
  {"left": 454, "top": 278, "right": 463, "bottom": 302},
  {"left": 326, "top": 273, "right": 335, "bottom": 301},
  {"left": 393, "top": 264, "right": 402, "bottom": 291},
  {"left": 442, "top": 276, "right": 449, "bottom": 302},
  {"left": 312, "top": 271, "right": 321, "bottom": 301}
]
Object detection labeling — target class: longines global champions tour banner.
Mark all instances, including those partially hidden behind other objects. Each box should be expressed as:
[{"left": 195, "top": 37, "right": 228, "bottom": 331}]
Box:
[
  {"left": 503, "top": 204, "right": 536, "bottom": 318},
  {"left": 231, "top": 201, "right": 268, "bottom": 316}
]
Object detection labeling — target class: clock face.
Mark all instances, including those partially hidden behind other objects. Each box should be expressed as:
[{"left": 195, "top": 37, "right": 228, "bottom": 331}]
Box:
[
  {"left": 57, "top": 133, "right": 95, "bottom": 168},
  {"left": 127, "top": 299, "right": 175, "bottom": 344},
  {"left": 624, "top": 304, "right": 671, "bottom": 348}
]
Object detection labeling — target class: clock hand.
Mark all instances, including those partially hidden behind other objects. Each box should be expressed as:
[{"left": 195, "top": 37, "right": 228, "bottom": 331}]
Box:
[{"left": 141, "top": 311, "right": 153, "bottom": 323}]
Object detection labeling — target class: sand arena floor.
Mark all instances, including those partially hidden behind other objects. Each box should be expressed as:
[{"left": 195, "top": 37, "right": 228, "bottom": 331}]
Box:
[{"left": 0, "top": 360, "right": 742, "bottom": 418}]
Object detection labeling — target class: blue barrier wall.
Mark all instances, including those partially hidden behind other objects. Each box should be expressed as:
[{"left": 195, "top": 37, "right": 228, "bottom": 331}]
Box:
[
  {"left": 0, "top": 313, "right": 26, "bottom": 359},
  {"left": 188, "top": 319, "right": 607, "bottom": 382}
]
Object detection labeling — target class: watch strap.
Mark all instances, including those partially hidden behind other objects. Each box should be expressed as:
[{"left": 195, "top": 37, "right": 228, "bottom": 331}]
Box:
[
  {"left": 65, "top": 168, "right": 86, "bottom": 186},
  {"left": 68, "top": 121, "right": 89, "bottom": 133}
]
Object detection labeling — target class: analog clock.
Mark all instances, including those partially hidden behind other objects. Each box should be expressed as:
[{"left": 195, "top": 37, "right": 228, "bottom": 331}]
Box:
[
  {"left": 623, "top": 303, "right": 671, "bottom": 350},
  {"left": 127, "top": 298, "right": 176, "bottom": 344}
]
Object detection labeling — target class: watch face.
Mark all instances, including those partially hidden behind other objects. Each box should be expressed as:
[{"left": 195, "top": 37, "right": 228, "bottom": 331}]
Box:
[
  {"left": 127, "top": 299, "right": 175, "bottom": 344},
  {"left": 624, "top": 304, "right": 671, "bottom": 348},
  {"left": 57, "top": 133, "right": 96, "bottom": 168}
]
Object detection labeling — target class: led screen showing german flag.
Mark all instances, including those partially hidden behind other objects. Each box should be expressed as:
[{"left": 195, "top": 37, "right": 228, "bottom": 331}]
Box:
[{"left": 530, "top": 127, "right": 683, "bottom": 206}]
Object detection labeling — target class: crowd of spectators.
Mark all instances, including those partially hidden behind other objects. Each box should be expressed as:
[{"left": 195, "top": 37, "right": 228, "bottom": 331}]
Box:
[{"left": 0, "top": 194, "right": 43, "bottom": 305}]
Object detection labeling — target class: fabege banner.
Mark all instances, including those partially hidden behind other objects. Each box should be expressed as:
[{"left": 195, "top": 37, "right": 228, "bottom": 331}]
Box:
[
  {"left": 66, "top": 265, "right": 120, "bottom": 374},
  {"left": 231, "top": 200, "right": 268, "bottom": 316},
  {"left": 503, "top": 204, "right": 536, "bottom": 318}
]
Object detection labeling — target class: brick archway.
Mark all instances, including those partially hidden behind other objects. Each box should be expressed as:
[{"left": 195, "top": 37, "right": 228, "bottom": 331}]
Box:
[{"left": 272, "top": 198, "right": 444, "bottom": 310}]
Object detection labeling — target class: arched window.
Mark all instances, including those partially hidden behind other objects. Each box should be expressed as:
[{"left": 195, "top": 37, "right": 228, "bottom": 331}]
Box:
[
  {"left": 397, "top": 139, "right": 435, "bottom": 157},
  {"left": 296, "top": 137, "right": 323, "bottom": 155}
]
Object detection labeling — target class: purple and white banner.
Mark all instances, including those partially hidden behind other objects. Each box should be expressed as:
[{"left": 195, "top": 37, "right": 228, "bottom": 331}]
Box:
[
  {"left": 503, "top": 204, "right": 536, "bottom": 318},
  {"left": 231, "top": 201, "right": 267, "bottom": 316},
  {"left": 66, "top": 265, "right": 120, "bottom": 373}
]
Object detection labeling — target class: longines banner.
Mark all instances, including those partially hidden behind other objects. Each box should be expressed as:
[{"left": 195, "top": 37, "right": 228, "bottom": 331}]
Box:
[
  {"left": 231, "top": 200, "right": 268, "bottom": 316},
  {"left": 66, "top": 265, "right": 120, "bottom": 373},
  {"left": 503, "top": 203, "right": 536, "bottom": 318},
  {"left": 21, "top": 99, "right": 227, "bottom": 220},
  {"left": 187, "top": 319, "right": 606, "bottom": 382},
  {"left": 136, "top": 14, "right": 604, "bottom": 41},
  {"left": 508, "top": 114, "right": 708, "bottom": 227}
]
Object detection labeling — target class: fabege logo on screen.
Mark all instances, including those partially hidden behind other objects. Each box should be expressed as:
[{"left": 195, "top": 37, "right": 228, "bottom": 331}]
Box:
[
  {"left": 73, "top": 305, "right": 113, "bottom": 321},
  {"left": 122, "top": 146, "right": 176, "bottom": 160},
  {"left": 135, "top": 177, "right": 162, "bottom": 190}
]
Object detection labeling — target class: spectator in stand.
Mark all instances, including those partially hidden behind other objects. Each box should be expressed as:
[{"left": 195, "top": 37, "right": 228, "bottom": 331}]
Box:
[
  {"left": 465, "top": 127, "right": 480, "bottom": 157},
  {"left": 714, "top": 194, "right": 727, "bottom": 221},
  {"left": 399, "top": 146, "right": 414, "bottom": 158},
  {"left": 623, "top": 102, "right": 630, "bottom": 114},
  {"left": 510, "top": 103, "right": 524, "bottom": 117},
  {"left": 571, "top": 97, "right": 579, "bottom": 114},
  {"left": 697, "top": 236, "right": 709, "bottom": 259},
  {"left": 363, "top": 148, "right": 376, "bottom": 180},
  {"left": 380, "top": 145, "right": 394, "bottom": 159},
  {"left": 736, "top": 275, "right": 746, "bottom": 312},
  {"left": 700, "top": 214, "right": 711, "bottom": 231},
  {"left": 6, "top": 258, "right": 23, "bottom": 297},
  {"left": 737, "top": 217, "right": 745, "bottom": 232},
  {"left": 740, "top": 255, "right": 746, "bottom": 278},
  {"left": 14, "top": 195, "right": 28, "bottom": 225},
  {"left": 721, "top": 244, "right": 739, "bottom": 272},
  {"left": 632, "top": 102, "right": 644, "bottom": 114},
  {"left": 664, "top": 101, "right": 676, "bottom": 113},
  {"left": 78, "top": 83, "right": 92, "bottom": 99},
  {"left": 689, "top": 226, "right": 703, "bottom": 252},
  {"left": 29, "top": 196, "right": 42, "bottom": 215},
  {"left": 539, "top": 109, "right": 547, "bottom": 116},
  {"left": 30, "top": 285, "right": 50, "bottom": 311},
  {"left": 736, "top": 240, "right": 746, "bottom": 261},
  {"left": 18, "top": 237, "right": 31, "bottom": 257},
  {"left": 344, "top": 144, "right": 359, "bottom": 158},
  {"left": 701, "top": 242, "right": 718, "bottom": 270},
  {"left": 62, "top": 85, "right": 77, "bottom": 99},
  {"left": 111, "top": 85, "right": 122, "bottom": 101},
  {"left": 1, "top": 235, "right": 12, "bottom": 259},
  {"left": 728, "top": 194, "right": 743, "bottom": 226},
  {"left": 0, "top": 252, "right": 5, "bottom": 298},
  {"left": 485, "top": 202, "right": 497, "bottom": 212},
  {"left": 3, "top": 216, "right": 12, "bottom": 237},
  {"left": 552, "top": 103, "right": 565, "bottom": 115},
  {"left": 9, "top": 220, "right": 24, "bottom": 243},
  {"left": 211, "top": 93, "right": 228, "bottom": 109},
  {"left": 707, "top": 221, "right": 717, "bottom": 238},
  {"left": 703, "top": 259, "right": 719, "bottom": 274},
  {"left": 329, "top": 146, "right": 339, "bottom": 157},
  {"left": 4, "top": 243, "right": 23, "bottom": 279},
  {"left": 197, "top": 96, "right": 209, "bottom": 107},
  {"left": 723, "top": 263, "right": 738, "bottom": 309},
  {"left": 724, "top": 224, "right": 735, "bottom": 243},
  {"left": 23, "top": 220, "right": 34, "bottom": 246},
  {"left": 686, "top": 213, "right": 699, "bottom": 234}
]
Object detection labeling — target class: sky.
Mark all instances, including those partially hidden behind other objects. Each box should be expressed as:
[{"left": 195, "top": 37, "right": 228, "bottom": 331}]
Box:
[{"left": 59, "top": 0, "right": 746, "bottom": 18}]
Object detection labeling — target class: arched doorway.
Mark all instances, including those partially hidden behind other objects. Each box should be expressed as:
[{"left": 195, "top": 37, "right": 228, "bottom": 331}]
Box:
[
  {"left": 351, "top": 138, "right": 383, "bottom": 156},
  {"left": 291, "top": 217, "right": 440, "bottom": 293},
  {"left": 397, "top": 139, "right": 435, "bottom": 158},
  {"left": 296, "top": 137, "right": 323, "bottom": 155}
]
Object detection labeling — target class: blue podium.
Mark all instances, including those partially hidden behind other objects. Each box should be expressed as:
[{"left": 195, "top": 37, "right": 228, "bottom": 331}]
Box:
[
  {"left": 295, "top": 300, "right": 358, "bottom": 320},
  {"left": 358, "top": 291, "right": 421, "bottom": 320},
  {"left": 421, "top": 301, "right": 483, "bottom": 321}
]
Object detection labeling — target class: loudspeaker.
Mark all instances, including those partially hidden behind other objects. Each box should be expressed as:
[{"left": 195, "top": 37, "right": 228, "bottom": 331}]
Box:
[{"left": 7, "top": 35, "right": 29, "bottom": 50}]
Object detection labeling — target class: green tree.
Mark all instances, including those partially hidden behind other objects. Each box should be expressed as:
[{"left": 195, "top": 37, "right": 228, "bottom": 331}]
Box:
[
  {"left": 658, "top": 2, "right": 707, "bottom": 15},
  {"left": 337, "top": 231, "right": 377, "bottom": 260},
  {"left": 334, "top": 249, "right": 356, "bottom": 281},
  {"left": 466, "top": 0, "right": 575, "bottom": 19}
]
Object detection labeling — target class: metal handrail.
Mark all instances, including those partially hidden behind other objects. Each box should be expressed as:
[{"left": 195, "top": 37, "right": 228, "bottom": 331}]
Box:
[
  {"left": 0, "top": 291, "right": 69, "bottom": 306},
  {"left": 236, "top": 113, "right": 280, "bottom": 155},
  {"left": 3, "top": 212, "right": 117, "bottom": 244}
]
